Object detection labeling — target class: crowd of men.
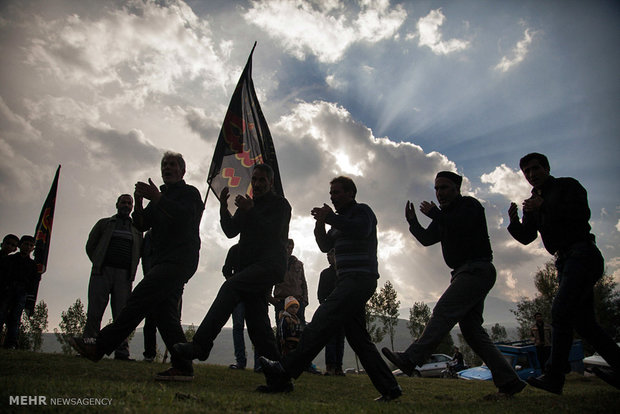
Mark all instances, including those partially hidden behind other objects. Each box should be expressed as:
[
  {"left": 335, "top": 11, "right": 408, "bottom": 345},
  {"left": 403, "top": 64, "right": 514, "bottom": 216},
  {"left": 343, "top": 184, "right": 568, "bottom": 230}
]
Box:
[{"left": 3, "top": 149, "right": 618, "bottom": 402}]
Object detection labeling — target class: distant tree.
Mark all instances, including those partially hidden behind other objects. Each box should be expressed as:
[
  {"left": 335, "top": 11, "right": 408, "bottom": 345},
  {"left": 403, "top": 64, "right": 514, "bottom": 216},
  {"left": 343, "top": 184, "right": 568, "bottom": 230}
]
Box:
[
  {"left": 372, "top": 281, "right": 400, "bottom": 350},
  {"left": 54, "top": 299, "right": 87, "bottom": 355},
  {"left": 184, "top": 324, "right": 196, "bottom": 342},
  {"left": 490, "top": 323, "right": 508, "bottom": 343},
  {"left": 511, "top": 260, "right": 620, "bottom": 351},
  {"left": 593, "top": 273, "right": 620, "bottom": 341},
  {"left": 407, "top": 302, "right": 430, "bottom": 340},
  {"left": 18, "top": 301, "right": 48, "bottom": 351}
]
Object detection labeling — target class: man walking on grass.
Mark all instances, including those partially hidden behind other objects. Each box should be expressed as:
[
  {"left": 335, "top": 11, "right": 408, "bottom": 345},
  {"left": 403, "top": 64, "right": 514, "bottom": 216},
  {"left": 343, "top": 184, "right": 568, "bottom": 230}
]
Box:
[
  {"left": 508, "top": 152, "right": 620, "bottom": 393},
  {"left": 382, "top": 171, "right": 526, "bottom": 400},
  {"left": 69, "top": 151, "right": 203, "bottom": 381},
  {"left": 173, "top": 164, "right": 290, "bottom": 382},
  {"left": 258, "top": 176, "right": 402, "bottom": 401}
]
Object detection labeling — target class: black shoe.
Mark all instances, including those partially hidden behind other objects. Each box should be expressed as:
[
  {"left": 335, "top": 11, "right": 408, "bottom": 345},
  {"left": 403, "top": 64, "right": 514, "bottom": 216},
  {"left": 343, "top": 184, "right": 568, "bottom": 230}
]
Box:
[
  {"left": 259, "top": 356, "right": 288, "bottom": 377},
  {"left": 375, "top": 386, "right": 402, "bottom": 402},
  {"left": 591, "top": 367, "right": 620, "bottom": 390},
  {"left": 526, "top": 374, "right": 564, "bottom": 395},
  {"left": 381, "top": 348, "right": 415, "bottom": 376},
  {"left": 67, "top": 337, "right": 103, "bottom": 362},
  {"left": 154, "top": 367, "right": 194, "bottom": 382},
  {"left": 229, "top": 363, "right": 246, "bottom": 370},
  {"left": 258, "top": 356, "right": 293, "bottom": 391},
  {"left": 172, "top": 342, "right": 207, "bottom": 361}
]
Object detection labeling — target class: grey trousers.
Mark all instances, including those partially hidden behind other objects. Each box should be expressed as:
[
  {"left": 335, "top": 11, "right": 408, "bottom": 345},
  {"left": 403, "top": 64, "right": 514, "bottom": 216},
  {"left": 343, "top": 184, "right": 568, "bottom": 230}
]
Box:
[
  {"left": 403, "top": 261, "right": 520, "bottom": 389},
  {"left": 84, "top": 266, "right": 132, "bottom": 358}
]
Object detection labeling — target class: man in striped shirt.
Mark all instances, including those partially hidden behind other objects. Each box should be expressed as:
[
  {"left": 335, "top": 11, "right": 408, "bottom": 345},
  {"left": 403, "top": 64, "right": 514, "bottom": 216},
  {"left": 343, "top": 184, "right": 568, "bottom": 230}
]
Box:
[
  {"left": 259, "top": 176, "right": 401, "bottom": 402},
  {"left": 83, "top": 194, "right": 143, "bottom": 360}
]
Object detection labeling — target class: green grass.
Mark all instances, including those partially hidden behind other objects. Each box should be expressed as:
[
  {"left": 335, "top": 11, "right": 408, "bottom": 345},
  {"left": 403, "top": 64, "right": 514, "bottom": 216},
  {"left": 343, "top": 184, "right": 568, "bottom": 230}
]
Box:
[{"left": 1, "top": 349, "right": 617, "bottom": 413}]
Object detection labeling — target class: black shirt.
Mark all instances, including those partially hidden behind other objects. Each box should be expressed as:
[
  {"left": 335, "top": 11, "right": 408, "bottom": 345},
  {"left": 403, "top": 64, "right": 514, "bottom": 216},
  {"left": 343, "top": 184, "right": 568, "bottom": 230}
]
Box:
[
  {"left": 507, "top": 176, "right": 593, "bottom": 255},
  {"left": 220, "top": 191, "right": 291, "bottom": 279},
  {"left": 0, "top": 253, "right": 40, "bottom": 294},
  {"left": 408, "top": 195, "right": 493, "bottom": 269},
  {"left": 133, "top": 180, "right": 204, "bottom": 272},
  {"left": 317, "top": 265, "right": 337, "bottom": 303}
]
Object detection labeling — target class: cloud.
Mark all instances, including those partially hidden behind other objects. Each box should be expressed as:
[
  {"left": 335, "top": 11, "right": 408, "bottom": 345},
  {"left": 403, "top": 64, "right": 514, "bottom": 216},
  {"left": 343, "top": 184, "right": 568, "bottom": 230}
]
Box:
[
  {"left": 481, "top": 164, "right": 531, "bottom": 202},
  {"left": 243, "top": 0, "right": 406, "bottom": 63},
  {"left": 495, "top": 27, "right": 537, "bottom": 72},
  {"left": 413, "top": 8, "right": 470, "bottom": 55},
  {"left": 23, "top": 0, "right": 234, "bottom": 107},
  {"left": 0, "top": 97, "right": 56, "bottom": 202},
  {"left": 83, "top": 126, "right": 162, "bottom": 170}
]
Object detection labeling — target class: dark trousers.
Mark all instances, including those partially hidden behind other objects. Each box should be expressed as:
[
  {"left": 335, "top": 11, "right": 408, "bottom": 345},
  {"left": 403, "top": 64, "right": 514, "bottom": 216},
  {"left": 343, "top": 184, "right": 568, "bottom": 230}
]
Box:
[
  {"left": 0, "top": 289, "right": 26, "bottom": 348},
  {"left": 97, "top": 263, "right": 194, "bottom": 371},
  {"left": 402, "top": 262, "right": 520, "bottom": 389},
  {"left": 325, "top": 327, "right": 346, "bottom": 368},
  {"left": 231, "top": 302, "right": 260, "bottom": 368},
  {"left": 549, "top": 242, "right": 620, "bottom": 378},
  {"left": 143, "top": 297, "right": 182, "bottom": 359},
  {"left": 281, "top": 273, "right": 398, "bottom": 395},
  {"left": 192, "top": 263, "right": 280, "bottom": 362},
  {"left": 143, "top": 315, "right": 157, "bottom": 359},
  {"left": 536, "top": 345, "right": 551, "bottom": 372},
  {"left": 84, "top": 266, "right": 132, "bottom": 358}
]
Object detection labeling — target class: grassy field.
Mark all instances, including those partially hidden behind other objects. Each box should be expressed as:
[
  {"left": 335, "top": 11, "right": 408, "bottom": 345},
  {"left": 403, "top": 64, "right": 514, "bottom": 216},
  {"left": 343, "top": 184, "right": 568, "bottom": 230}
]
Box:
[{"left": 1, "top": 349, "right": 617, "bottom": 413}]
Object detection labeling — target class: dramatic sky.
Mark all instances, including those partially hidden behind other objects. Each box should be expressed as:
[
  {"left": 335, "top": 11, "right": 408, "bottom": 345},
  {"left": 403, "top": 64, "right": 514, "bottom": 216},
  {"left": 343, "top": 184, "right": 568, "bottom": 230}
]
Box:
[{"left": 1, "top": 0, "right": 619, "bottom": 330}]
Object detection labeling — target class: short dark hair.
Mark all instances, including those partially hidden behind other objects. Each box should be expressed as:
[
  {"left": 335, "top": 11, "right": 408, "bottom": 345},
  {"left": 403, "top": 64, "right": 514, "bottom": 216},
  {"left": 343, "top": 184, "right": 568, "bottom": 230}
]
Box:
[
  {"left": 436, "top": 171, "right": 463, "bottom": 190},
  {"left": 117, "top": 194, "right": 133, "bottom": 204},
  {"left": 253, "top": 163, "right": 274, "bottom": 182},
  {"left": 534, "top": 312, "right": 542, "bottom": 317},
  {"left": 3, "top": 234, "right": 19, "bottom": 244},
  {"left": 519, "top": 153, "right": 550, "bottom": 171},
  {"left": 330, "top": 176, "right": 357, "bottom": 198},
  {"left": 20, "top": 235, "right": 35, "bottom": 243},
  {"left": 162, "top": 151, "right": 186, "bottom": 173}
]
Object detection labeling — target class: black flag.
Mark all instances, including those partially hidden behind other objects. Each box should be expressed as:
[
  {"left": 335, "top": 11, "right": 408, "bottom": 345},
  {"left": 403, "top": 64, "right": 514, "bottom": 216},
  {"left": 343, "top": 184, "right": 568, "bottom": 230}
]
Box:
[
  {"left": 206, "top": 42, "right": 283, "bottom": 210},
  {"left": 26, "top": 165, "right": 60, "bottom": 314}
]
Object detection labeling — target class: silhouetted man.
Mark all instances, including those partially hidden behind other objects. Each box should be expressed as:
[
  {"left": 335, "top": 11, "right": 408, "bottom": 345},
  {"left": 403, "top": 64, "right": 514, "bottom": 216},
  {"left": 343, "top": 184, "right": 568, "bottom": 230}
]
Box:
[
  {"left": 0, "top": 234, "right": 19, "bottom": 257},
  {"left": 69, "top": 151, "right": 203, "bottom": 381},
  {"left": 530, "top": 312, "right": 551, "bottom": 373},
  {"left": 508, "top": 152, "right": 620, "bottom": 392},
  {"left": 382, "top": 171, "right": 525, "bottom": 399},
  {"left": 259, "top": 176, "right": 401, "bottom": 401},
  {"left": 83, "top": 194, "right": 142, "bottom": 360},
  {"left": 0, "top": 235, "right": 39, "bottom": 348},
  {"left": 173, "top": 164, "right": 290, "bottom": 380}
]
